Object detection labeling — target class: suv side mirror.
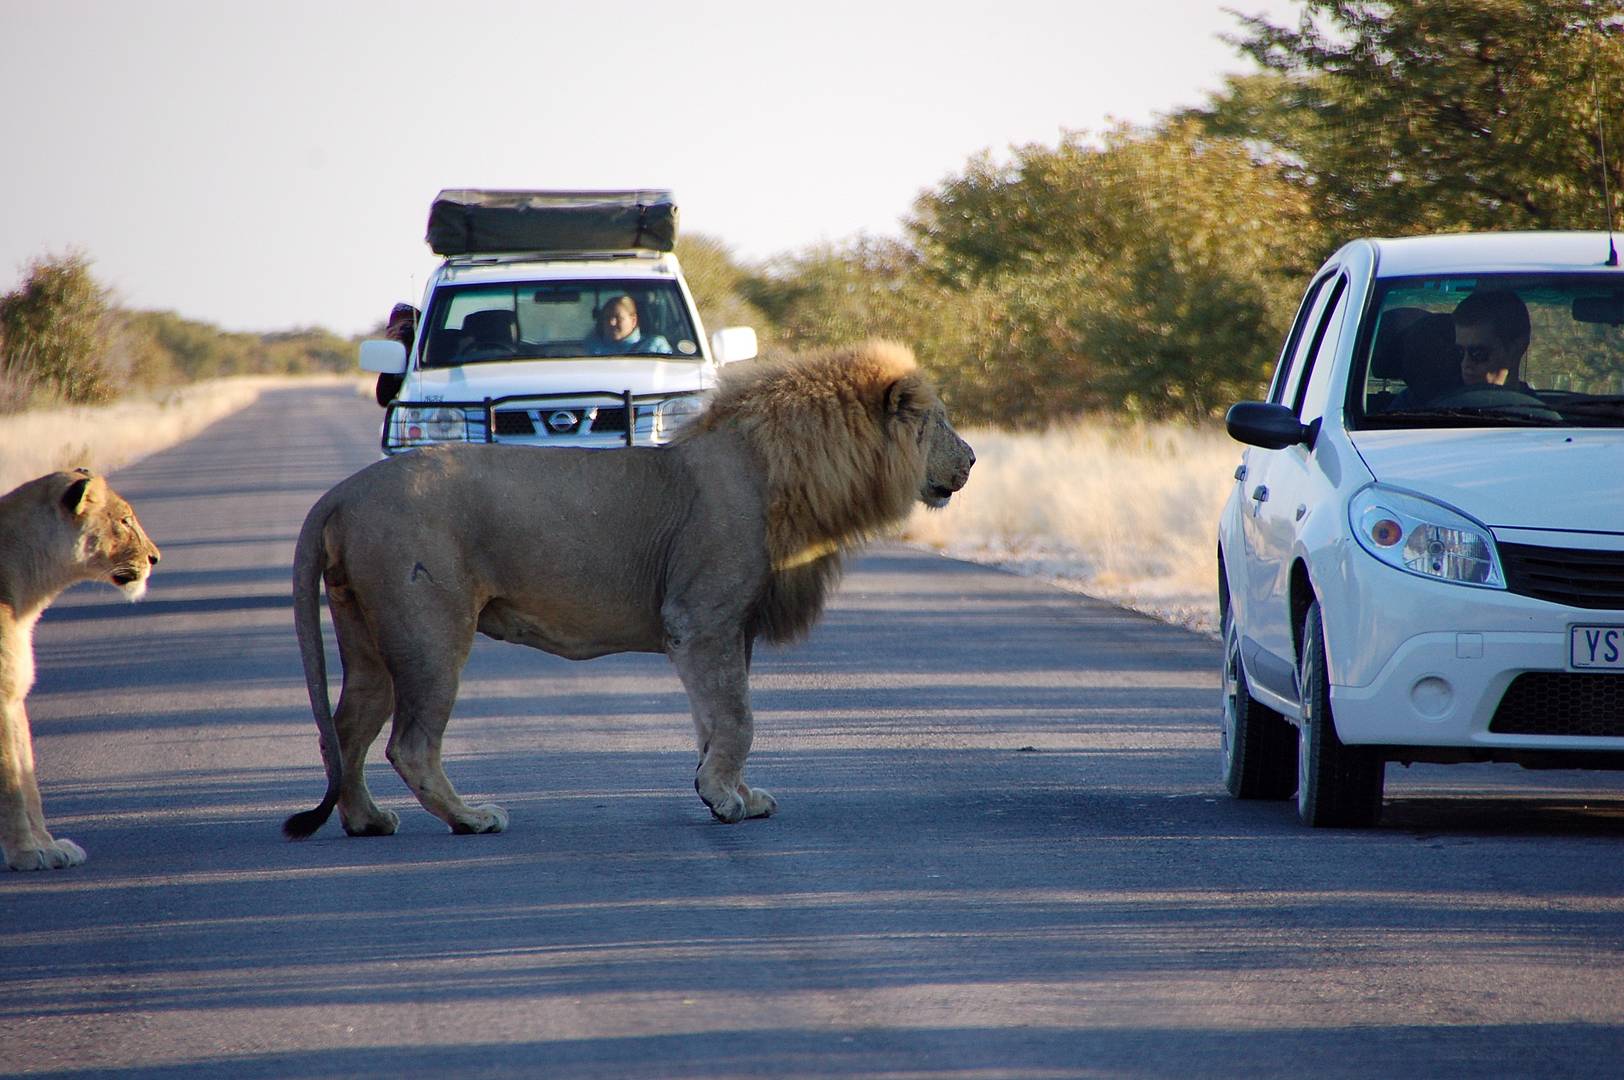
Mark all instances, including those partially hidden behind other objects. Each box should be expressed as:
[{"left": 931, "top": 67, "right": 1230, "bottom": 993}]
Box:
[
  {"left": 359, "top": 339, "right": 408, "bottom": 375},
  {"left": 710, "top": 326, "right": 758, "bottom": 365},
  {"left": 1226, "top": 401, "right": 1314, "bottom": 450}
]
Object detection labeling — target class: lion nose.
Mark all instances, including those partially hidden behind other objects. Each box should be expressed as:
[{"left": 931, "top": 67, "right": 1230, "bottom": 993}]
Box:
[{"left": 149, "top": 549, "right": 161, "bottom": 566}]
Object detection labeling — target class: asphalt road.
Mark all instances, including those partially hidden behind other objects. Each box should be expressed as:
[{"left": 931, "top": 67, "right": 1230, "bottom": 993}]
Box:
[{"left": 5, "top": 385, "right": 1624, "bottom": 1079}]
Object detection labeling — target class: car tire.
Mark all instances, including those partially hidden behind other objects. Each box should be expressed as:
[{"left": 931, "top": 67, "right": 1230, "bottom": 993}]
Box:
[
  {"left": 1297, "top": 600, "right": 1385, "bottom": 827},
  {"left": 1220, "top": 584, "right": 1298, "bottom": 799}
]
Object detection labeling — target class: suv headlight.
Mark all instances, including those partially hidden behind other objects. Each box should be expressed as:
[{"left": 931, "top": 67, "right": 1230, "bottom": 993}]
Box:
[
  {"left": 653, "top": 394, "right": 703, "bottom": 439},
  {"left": 1349, "top": 485, "right": 1505, "bottom": 588},
  {"left": 393, "top": 406, "right": 472, "bottom": 445}
]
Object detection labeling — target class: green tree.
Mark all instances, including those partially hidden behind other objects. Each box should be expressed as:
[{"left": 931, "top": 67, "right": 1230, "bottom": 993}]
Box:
[
  {"left": 908, "top": 122, "right": 1320, "bottom": 421},
  {"left": 0, "top": 251, "right": 118, "bottom": 405},
  {"left": 1202, "top": 0, "right": 1624, "bottom": 239},
  {"left": 674, "top": 234, "right": 774, "bottom": 346}
]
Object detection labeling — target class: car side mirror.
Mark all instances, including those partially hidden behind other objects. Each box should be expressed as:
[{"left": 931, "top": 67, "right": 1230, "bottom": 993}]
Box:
[
  {"left": 710, "top": 326, "right": 758, "bottom": 365},
  {"left": 1226, "top": 400, "right": 1314, "bottom": 450},
  {"left": 359, "top": 338, "right": 408, "bottom": 375}
]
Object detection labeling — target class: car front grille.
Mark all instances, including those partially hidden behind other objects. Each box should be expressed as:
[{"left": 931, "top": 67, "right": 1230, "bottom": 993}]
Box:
[
  {"left": 1489, "top": 672, "right": 1624, "bottom": 737},
  {"left": 1499, "top": 542, "right": 1624, "bottom": 610},
  {"left": 493, "top": 410, "right": 536, "bottom": 435},
  {"left": 490, "top": 406, "right": 642, "bottom": 440}
]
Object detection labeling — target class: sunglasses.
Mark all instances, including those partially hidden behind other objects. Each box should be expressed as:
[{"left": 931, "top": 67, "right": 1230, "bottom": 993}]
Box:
[{"left": 1455, "top": 343, "right": 1498, "bottom": 365}]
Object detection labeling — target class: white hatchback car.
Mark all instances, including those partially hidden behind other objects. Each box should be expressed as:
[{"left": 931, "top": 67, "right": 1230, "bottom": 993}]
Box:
[{"left": 1217, "top": 231, "right": 1624, "bottom": 827}]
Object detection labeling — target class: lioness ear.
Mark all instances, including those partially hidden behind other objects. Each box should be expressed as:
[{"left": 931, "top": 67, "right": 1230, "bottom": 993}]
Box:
[{"left": 61, "top": 472, "right": 102, "bottom": 517}]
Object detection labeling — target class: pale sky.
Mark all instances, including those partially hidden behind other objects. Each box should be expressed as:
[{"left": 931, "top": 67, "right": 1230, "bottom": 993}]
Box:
[{"left": 1, "top": 0, "right": 1302, "bottom": 336}]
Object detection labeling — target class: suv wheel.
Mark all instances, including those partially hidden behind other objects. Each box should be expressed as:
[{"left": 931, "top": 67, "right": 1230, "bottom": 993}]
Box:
[
  {"left": 1220, "top": 577, "right": 1297, "bottom": 799},
  {"left": 1297, "top": 600, "right": 1385, "bottom": 827}
]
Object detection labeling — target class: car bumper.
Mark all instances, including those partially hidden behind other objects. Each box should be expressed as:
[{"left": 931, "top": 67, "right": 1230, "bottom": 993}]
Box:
[{"left": 1330, "top": 628, "right": 1624, "bottom": 748}]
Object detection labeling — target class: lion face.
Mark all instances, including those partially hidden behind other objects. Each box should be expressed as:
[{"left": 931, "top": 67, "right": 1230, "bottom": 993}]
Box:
[
  {"left": 918, "top": 403, "right": 974, "bottom": 508},
  {"left": 65, "top": 472, "right": 161, "bottom": 601}
]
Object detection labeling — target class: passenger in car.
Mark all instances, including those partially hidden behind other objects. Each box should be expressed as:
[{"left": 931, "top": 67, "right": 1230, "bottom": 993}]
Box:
[
  {"left": 585, "top": 295, "right": 672, "bottom": 355},
  {"left": 1454, "top": 289, "right": 1532, "bottom": 390}
]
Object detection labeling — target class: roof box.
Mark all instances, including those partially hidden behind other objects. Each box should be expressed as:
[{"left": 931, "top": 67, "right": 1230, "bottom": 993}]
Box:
[{"left": 425, "top": 189, "right": 679, "bottom": 256}]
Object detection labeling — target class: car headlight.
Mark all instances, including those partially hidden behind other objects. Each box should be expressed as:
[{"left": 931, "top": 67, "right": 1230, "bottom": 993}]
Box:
[
  {"left": 1349, "top": 485, "right": 1505, "bottom": 588},
  {"left": 393, "top": 406, "right": 472, "bottom": 445},
  {"left": 653, "top": 394, "right": 704, "bottom": 439}
]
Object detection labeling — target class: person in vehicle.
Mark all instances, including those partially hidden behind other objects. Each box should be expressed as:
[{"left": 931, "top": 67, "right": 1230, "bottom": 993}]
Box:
[
  {"left": 374, "top": 302, "right": 417, "bottom": 406},
  {"left": 585, "top": 295, "right": 671, "bottom": 355},
  {"left": 1454, "top": 289, "right": 1531, "bottom": 389}
]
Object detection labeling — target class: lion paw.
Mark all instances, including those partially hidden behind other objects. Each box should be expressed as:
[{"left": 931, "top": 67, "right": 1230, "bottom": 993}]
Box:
[
  {"left": 450, "top": 803, "right": 508, "bottom": 835},
  {"left": 696, "top": 775, "right": 747, "bottom": 823},
  {"left": 741, "top": 785, "right": 778, "bottom": 819},
  {"left": 342, "top": 808, "right": 400, "bottom": 837},
  {"left": 7, "top": 837, "right": 87, "bottom": 872}
]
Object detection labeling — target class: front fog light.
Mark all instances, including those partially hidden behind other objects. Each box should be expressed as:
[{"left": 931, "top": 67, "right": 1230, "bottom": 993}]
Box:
[{"left": 1350, "top": 485, "right": 1504, "bottom": 588}]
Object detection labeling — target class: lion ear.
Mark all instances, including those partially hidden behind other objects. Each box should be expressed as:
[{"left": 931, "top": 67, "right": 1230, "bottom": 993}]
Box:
[{"left": 883, "top": 376, "right": 927, "bottom": 421}]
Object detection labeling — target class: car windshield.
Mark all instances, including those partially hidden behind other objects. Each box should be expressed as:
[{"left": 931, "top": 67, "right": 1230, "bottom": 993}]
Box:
[
  {"left": 1354, "top": 273, "right": 1624, "bottom": 429},
  {"left": 421, "top": 279, "right": 701, "bottom": 368}
]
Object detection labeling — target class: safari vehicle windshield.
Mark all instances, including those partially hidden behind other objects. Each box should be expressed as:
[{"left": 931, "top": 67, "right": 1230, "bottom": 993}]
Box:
[
  {"left": 1354, "top": 274, "right": 1624, "bottom": 429},
  {"left": 421, "top": 279, "right": 701, "bottom": 368}
]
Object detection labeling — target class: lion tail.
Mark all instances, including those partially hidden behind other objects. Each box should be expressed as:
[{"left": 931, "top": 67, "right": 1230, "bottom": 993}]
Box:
[{"left": 282, "top": 490, "right": 344, "bottom": 840}]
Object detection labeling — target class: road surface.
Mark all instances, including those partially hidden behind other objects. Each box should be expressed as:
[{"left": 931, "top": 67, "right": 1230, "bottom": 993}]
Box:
[{"left": 5, "top": 385, "right": 1624, "bottom": 1078}]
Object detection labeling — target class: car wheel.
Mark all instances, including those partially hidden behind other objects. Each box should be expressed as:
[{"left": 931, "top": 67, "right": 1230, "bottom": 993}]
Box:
[
  {"left": 1220, "top": 584, "right": 1298, "bottom": 799},
  {"left": 1297, "top": 600, "right": 1385, "bottom": 827}
]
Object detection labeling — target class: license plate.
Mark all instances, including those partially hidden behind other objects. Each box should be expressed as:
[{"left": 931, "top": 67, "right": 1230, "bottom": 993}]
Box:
[{"left": 1569, "top": 625, "right": 1624, "bottom": 670}]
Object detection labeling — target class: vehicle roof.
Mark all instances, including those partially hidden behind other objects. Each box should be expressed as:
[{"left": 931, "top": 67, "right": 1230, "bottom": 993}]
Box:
[
  {"left": 436, "top": 251, "right": 681, "bottom": 287},
  {"left": 1363, "top": 231, "right": 1623, "bottom": 278}
]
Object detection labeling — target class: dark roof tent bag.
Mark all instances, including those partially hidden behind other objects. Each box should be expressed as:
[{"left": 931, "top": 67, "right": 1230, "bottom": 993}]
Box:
[{"left": 425, "top": 189, "right": 679, "bottom": 256}]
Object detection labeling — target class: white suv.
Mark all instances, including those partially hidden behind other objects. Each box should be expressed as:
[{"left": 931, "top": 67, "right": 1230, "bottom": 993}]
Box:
[
  {"left": 361, "top": 190, "right": 757, "bottom": 453},
  {"left": 1217, "top": 232, "right": 1624, "bottom": 827}
]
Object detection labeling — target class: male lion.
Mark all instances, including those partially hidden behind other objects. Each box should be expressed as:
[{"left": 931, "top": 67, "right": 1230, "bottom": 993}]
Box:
[
  {"left": 1, "top": 469, "right": 160, "bottom": 870},
  {"left": 284, "top": 340, "right": 974, "bottom": 838}
]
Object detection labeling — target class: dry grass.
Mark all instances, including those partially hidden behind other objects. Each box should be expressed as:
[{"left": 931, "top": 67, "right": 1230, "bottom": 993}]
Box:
[
  {"left": 902, "top": 420, "right": 1240, "bottom": 635},
  {"left": 0, "top": 375, "right": 368, "bottom": 496}
]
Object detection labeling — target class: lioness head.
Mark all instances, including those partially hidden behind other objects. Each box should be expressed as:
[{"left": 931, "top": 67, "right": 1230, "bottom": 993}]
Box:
[{"left": 60, "top": 469, "right": 161, "bottom": 601}]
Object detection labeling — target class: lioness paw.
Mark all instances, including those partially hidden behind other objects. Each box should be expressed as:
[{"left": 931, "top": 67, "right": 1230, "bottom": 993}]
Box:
[{"left": 7, "top": 838, "right": 87, "bottom": 872}]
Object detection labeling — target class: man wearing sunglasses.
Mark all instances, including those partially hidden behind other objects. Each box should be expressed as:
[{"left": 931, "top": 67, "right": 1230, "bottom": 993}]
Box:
[{"left": 1453, "top": 288, "right": 1532, "bottom": 390}]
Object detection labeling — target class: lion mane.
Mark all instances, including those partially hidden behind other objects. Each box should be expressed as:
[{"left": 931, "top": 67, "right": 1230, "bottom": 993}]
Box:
[
  {"left": 683, "top": 339, "right": 934, "bottom": 644},
  {"left": 283, "top": 339, "right": 973, "bottom": 839}
]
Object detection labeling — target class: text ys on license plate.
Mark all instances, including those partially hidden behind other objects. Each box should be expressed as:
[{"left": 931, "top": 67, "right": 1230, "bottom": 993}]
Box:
[{"left": 1570, "top": 625, "right": 1624, "bottom": 670}]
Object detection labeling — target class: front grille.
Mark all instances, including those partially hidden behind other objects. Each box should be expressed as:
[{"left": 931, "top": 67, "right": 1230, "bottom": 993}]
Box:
[
  {"left": 591, "top": 406, "right": 630, "bottom": 433},
  {"left": 1499, "top": 542, "right": 1624, "bottom": 610},
  {"left": 1489, "top": 672, "right": 1624, "bottom": 737},
  {"left": 493, "top": 410, "right": 535, "bottom": 436}
]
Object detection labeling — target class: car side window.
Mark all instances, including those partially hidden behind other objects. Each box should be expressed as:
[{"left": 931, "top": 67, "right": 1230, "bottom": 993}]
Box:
[
  {"left": 1295, "top": 274, "right": 1351, "bottom": 423},
  {"left": 1268, "top": 273, "right": 1335, "bottom": 406}
]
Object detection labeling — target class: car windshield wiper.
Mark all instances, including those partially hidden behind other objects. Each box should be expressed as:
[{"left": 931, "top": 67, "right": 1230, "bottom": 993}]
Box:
[{"left": 1368, "top": 407, "right": 1567, "bottom": 428}]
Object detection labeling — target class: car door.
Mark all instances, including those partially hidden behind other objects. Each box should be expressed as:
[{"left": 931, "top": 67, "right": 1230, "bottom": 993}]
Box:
[{"left": 1241, "top": 270, "right": 1351, "bottom": 705}]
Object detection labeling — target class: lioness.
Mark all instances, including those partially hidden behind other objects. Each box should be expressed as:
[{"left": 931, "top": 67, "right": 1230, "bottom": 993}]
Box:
[
  {"left": 285, "top": 341, "right": 973, "bottom": 838},
  {"left": 1, "top": 469, "right": 160, "bottom": 870}
]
